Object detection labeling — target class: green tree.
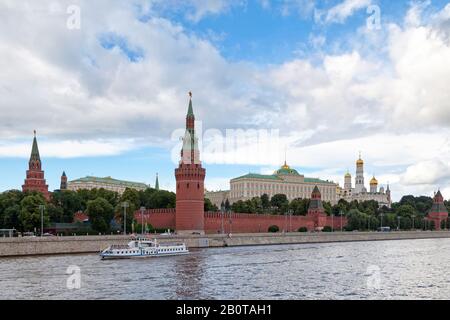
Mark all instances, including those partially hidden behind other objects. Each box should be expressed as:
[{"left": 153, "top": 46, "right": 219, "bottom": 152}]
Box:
[
  {"left": 51, "top": 190, "right": 83, "bottom": 223},
  {"left": 268, "top": 225, "right": 279, "bottom": 233},
  {"left": 261, "top": 194, "right": 270, "bottom": 210},
  {"left": 204, "top": 198, "right": 218, "bottom": 212},
  {"left": 19, "top": 194, "right": 48, "bottom": 232},
  {"left": 0, "top": 190, "right": 24, "bottom": 229},
  {"left": 289, "top": 198, "right": 309, "bottom": 216},
  {"left": 87, "top": 197, "right": 115, "bottom": 233},
  {"left": 270, "top": 194, "right": 288, "bottom": 214}
]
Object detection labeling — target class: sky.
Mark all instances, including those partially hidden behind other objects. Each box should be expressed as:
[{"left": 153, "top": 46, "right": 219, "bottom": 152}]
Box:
[{"left": 1, "top": 0, "right": 450, "bottom": 201}]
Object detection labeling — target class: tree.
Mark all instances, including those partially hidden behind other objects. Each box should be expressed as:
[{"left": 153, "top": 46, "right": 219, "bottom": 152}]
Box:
[
  {"left": 224, "top": 199, "right": 231, "bottom": 211},
  {"left": 51, "top": 190, "right": 83, "bottom": 223},
  {"left": 204, "top": 198, "right": 218, "bottom": 212},
  {"left": 0, "top": 190, "right": 23, "bottom": 229},
  {"left": 19, "top": 194, "right": 48, "bottom": 232},
  {"left": 289, "top": 198, "right": 309, "bottom": 216},
  {"left": 147, "top": 190, "right": 176, "bottom": 209},
  {"left": 87, "top": 197, "right": 115, "bottom": 233},
  {"left": 268, "top": 225, "right": 279, "bottom": 233},
  {"left": 270, "top": 194, "right": 288, "bottom": 214},
  {"left": 261, "top": 194, "right": 270, "bottom": 210}
]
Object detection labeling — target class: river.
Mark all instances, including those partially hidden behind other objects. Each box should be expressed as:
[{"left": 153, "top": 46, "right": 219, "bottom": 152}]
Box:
[{"left": 1, "top": 238, "right": 450, "bottom": 299}]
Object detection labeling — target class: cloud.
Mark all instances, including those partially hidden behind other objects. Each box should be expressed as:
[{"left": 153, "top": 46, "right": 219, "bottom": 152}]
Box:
[
  {"left": 401, "top": 160, "right": 450, "bottom": 186},
  {"left": 1, "top": 1, "right": 450, "bottom": 200},
  {"left": 0, "top": 139, "right": 139, "bottom": 158},
  {"left": 324, "top": 0, "right": 372, "bottom": 24}
]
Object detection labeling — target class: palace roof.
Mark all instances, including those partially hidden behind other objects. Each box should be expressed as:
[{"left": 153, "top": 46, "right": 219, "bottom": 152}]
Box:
[{"left": 69, "top": 176, "right": 149, "bottom": 189}]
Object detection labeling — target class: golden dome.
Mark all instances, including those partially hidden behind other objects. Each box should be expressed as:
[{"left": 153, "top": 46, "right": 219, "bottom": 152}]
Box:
[
  {"left": 281, "top": 161, "right": 290, "bottom": 170},
  {"left": 356, "top": 158, "right": 364, "bottom": 166},
  {"left": 370, "top": 176, "right": 378, "bottom": 185},
  {"left": 345, "top": 172, "right": 351, "bottom": 178}
]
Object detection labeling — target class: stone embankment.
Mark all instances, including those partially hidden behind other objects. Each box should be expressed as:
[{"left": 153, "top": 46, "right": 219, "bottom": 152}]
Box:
[{"left": 1, "top": 231, "right": 450, "bottom": 257}]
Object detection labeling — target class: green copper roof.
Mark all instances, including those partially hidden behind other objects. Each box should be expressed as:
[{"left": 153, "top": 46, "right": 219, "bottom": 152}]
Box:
[
  {"left": 69, "top": 176, "right": 148, "bottom": 189},
  {"left": 30, "top": 135, "right": 40, "bottom": 162},
  {"left": 187, "top": 98, "right": 194, "bottom": 117},
  {"left": 275, "top": 167, "right": 300, "bottom": 176},
  {"left": 232, "top": 173, "right": 283, "bottom": 181},
  {"left": 231, "top": 173, "right": 335, "bottom": 185},
  {"left": 155, "top": 174, "right": 160, "bottom": 190}
]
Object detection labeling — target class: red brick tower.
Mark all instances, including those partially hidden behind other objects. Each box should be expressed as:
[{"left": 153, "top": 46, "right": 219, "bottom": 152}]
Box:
[
  {"left": 175, "top": 92, "right": 206, "bottom": 234},
  {"left": 60, "top": 171, "right": 68, "bottom": 190},
  {"left": 307, "top": 186, "right": 327, "bottom": 231},
  {"left": 427, "top": 190, "right": 448, "bottom": 230},
  {"left": 22, "top": 131, "right": 50, "bottom": 200}
]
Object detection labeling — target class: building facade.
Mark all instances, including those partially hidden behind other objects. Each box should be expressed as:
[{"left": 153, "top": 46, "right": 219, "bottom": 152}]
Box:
[
  {"left": 22, "top": 131, "right": 50, "bottom": 200},
  {"left": 175, "top": 93, "right": 206, "bottom": 234},
  {"left": 340, "top": 154, "right": 392, "bottom": 208},
  {"left": 204, "top": 190, "right": 230, "bottom": 208},
  {"left": 67, "top": 176, "right": 149, "bottom": 194},
  {"left": 228, "top": 162, "right": 338, "bottom": 204}
]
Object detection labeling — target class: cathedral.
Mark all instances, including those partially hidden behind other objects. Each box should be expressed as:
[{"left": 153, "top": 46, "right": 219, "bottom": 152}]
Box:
[{"left": 339, "top": 154, "right": 391, "bottom": 208}]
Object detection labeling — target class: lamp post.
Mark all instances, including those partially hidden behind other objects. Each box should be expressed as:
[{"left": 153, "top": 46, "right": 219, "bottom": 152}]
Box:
[
  {"left": 412, "top": 215, "right": 415, "bottom": 230},
  {"left": 289, "top": 209, "right": 293, "bottom": 233},
  {"left": 122, "top": 202, "right": 129, "bottom": 235},
  {"left": 140, "top": 207, "right": 145, "bottom": 235},
  {"left": 228, "top": 209, "right": 232, "bottom": 235},
  {"left": 39, "top": 205, "right": 45, "bottom": 237},
  {"left": 340, "top": 210, "right": 344, "bottom": 232},
  {"left": 397, "top": 216, "right": 401, "bottom": 231},
  {"left": 220, "top": 201, "right": 225, "bottom": 234},
  {"left": 380, "top": 213, "right": 384, "bottom": 230},
  {"left": 331, "top": 212, "right": 334, "bottom": 232}
]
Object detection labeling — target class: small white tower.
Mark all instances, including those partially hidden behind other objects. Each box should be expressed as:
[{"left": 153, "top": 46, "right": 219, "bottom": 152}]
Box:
[{"left": 354, "top": 152, "right": 365, "bottom": 194}]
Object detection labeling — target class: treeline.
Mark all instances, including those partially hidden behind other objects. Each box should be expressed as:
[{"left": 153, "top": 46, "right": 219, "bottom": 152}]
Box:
[
  {"left": 230, "top": 193, "right": 450, "bottom": 231},
  {"left": 0, "top": 188, "right": 177, "bottom": 233}
]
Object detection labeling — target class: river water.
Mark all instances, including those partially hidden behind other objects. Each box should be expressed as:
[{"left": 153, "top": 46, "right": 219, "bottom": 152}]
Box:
[{"left": 1, "top": 238, "right": 450, "bottom": 300}]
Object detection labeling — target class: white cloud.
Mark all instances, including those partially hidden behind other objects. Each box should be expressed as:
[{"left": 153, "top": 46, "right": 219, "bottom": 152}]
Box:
[
  {"left": 401, "top": 160, "right": 450, "bottom": 186},
  {"left": 325, "top": 0, "right": 372, "bottom": 24},
  {"left": 0, "top": 139, "right": 139, "bottom": 158}
]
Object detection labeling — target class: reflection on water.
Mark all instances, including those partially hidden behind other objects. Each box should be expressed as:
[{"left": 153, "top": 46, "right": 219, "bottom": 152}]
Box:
[
  {"left": 1, "top": 238, "right": 450, "bottom": 299},
  {"left": 173, "top": 251, "right": 206, "bottom": 299}
]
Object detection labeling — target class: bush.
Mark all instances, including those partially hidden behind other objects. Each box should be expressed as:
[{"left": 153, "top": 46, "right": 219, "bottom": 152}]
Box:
[
  {"left": 268, "top": 225, "right": 279, "bottom": 233},
  {"left": 322, "top": 226, "right": 332, "bottom": 232},
  {"left": 298, "top": 227, "right": 308, "bottom": 233}
]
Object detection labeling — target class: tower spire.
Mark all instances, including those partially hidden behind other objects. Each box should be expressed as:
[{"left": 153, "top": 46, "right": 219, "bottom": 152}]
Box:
[
  {"left": 155, "top": 173, "right": 160, "bottom": 190},
  {"left": 187, "top": 91, "right": 194, "bottom": 117},
  {"left": 30, "top": 131, "right": 41, "bottom": 162}
]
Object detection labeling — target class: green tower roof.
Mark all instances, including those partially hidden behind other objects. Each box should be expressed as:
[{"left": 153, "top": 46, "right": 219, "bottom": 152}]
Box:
[
  {"left": 187, "top": 92, "right": 194, "bottom": 117},
  {"left": 155, "top": 173, "right": 160, "bottom": 190},
  {"left": 30, "top": 131, "right": 41, "bottom": 162}
]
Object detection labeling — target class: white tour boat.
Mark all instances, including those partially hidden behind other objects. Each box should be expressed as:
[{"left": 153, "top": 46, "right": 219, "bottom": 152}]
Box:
[{"left": 100, "top": 237, "right": 189, "bottom": 260}]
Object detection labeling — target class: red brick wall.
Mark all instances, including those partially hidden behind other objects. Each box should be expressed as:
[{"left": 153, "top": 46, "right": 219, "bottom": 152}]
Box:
[{"left": 136, "top": 209, "right": 348, "bottom": 234}]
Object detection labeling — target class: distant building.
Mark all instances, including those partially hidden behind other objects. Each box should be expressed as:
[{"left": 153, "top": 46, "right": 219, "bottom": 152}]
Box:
[
  {"left": 340, "top": 154, "right": 391, "bottom": 208},
  {"left": 60, "top": 171, "right": 68, "bottom": 190},
  {"left": 67, "top": 176, "right": 149, "bottom": 194},
  {"left": 205, "top": 190, "right": 230, "bottom": 208},
  {"left": 426, "top": 190, "right": 448, "bottom": 230},
  {"left": 22, "top": 131, "right": 50, "bottom": 200},
  {"left": 228, "top": 162, "right": 338, "bottom": 204},
  {"left": 307, "top": 186, "right": 328, "bottom": 231}
]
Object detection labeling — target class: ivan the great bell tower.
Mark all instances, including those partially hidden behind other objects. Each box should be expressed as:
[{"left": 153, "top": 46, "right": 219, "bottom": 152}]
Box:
[{"left": 175, "top": 92, "right": 206, "bottom": 234}]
